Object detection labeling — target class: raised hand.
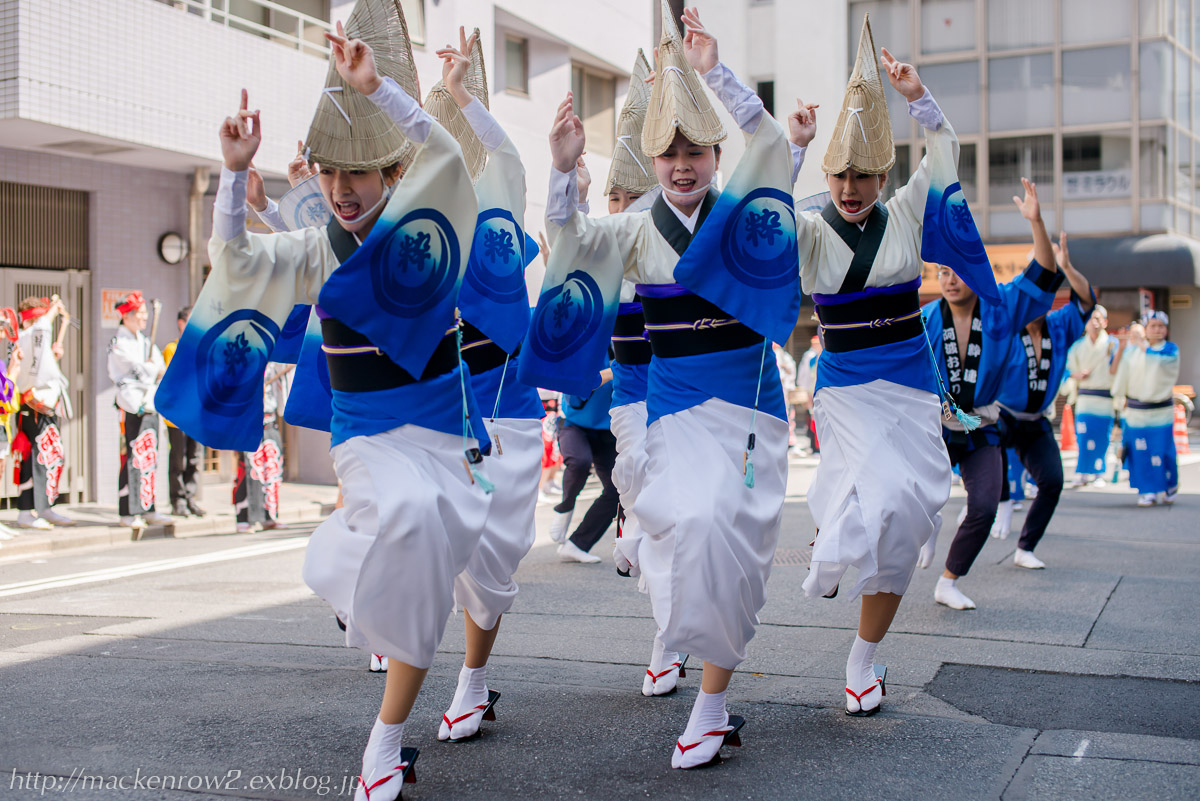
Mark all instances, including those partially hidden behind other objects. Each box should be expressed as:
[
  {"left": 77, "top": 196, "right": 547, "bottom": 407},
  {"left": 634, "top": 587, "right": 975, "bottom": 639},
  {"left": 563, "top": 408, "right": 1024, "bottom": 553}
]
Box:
[
  {"left": 436, "top": 26, "right": 477, "bottom": 109},
  {"left": 325, "top": 20, "right": 381, "bottom": 96},
  {"left": 1012, "top": 177, "right": 1041, "bottom": 222},
  {"left": 219, "top": 89, "right": 261, "bottom": 172},
  {"left": 576, "top": 155, "right": 591, "bottom": 206},
  {"left": 549, "top": 93, "right": 585, "bottom": 174},
  {"left": 287, "top": 140, "right": 315, "bottom": 187},
  {"left": 1056, "top": 230, "right": 1072, "bottom": 270},
  {"left": 881, "top": 47, "right": 924, "bottom": 102},
  {"left": 788, "top": 98, "right": 819, "bottom": 148},
  {"left": 538, "top": 231, "right": 551, "bottom": 267},
  {"left": 246, "top": 164, "right": 267, "bottom": 212},
  {"left": 680, "top": 8, "right": 718, "bottom": 74}
]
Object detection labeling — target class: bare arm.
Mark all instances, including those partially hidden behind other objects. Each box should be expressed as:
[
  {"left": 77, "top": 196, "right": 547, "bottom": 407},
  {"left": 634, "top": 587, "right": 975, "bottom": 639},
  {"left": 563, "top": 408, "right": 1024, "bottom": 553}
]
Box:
[{"left": 1013, "top": 178, "right": 1055, "bottom": 273}]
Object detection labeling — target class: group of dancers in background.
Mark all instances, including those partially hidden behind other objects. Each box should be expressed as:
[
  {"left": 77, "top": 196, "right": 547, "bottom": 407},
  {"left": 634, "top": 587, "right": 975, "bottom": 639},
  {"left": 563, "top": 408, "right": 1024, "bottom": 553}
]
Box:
[{"left": 141, "top": 0, "right": 1184, "bottom": 798}]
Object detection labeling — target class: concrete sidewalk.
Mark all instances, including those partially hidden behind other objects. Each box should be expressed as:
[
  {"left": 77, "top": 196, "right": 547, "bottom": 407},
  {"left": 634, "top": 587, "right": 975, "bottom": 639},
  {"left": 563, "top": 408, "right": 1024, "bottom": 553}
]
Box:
[{"left": 0, "top": 481, "right": 337, "bottom": 563}]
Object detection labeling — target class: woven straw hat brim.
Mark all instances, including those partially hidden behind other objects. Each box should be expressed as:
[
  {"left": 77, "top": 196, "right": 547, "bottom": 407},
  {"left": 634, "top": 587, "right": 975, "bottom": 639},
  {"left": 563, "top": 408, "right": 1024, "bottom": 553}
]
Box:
[
  {"left": 305, "top": 0, "right": 422, "bottom": 171},
  {"left": 822, "top": 14, "right": 895, "bottom": 175},
  {"left": 642, "top": 0, "right": 726, "bottom": 158},
  {"left": 425, "top": 83, "right": 487, "bottom": 181},
  {"left": 606, "top": 49, "right": 657, "bottom": 195}
]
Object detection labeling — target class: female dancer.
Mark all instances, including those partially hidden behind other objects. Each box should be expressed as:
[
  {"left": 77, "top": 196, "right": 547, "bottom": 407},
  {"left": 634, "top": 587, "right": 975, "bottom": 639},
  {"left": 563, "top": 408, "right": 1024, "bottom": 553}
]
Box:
[{"left": 1113, "top": 313, "right": 1181, "bottom": 506}]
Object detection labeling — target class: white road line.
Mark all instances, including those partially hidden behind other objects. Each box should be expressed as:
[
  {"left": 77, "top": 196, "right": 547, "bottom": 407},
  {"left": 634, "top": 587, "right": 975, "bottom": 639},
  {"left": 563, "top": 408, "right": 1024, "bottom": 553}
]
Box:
[
  {"left": 1073, "top": 739, "right": 1090, "bottom": 760},
  {"left": 0, "top": 537, "right": 309, "bottom": 598}
]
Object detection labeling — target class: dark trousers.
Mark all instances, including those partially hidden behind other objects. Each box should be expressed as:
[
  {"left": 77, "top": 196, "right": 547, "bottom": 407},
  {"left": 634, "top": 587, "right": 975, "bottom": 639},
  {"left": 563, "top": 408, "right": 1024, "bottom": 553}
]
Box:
[
  {"left": 555, "top": 423, "right": 619, "bottom": 552},
  {"left": 119, "top": 411, "right": 159, "bottom": 517},
  {"left": 17, "top": 410, "right": 65, "bottom": 513},
  {"left": 1004, "top": 418, "right": 1063, "bottom": 553},
  {"left": 944, "top": 442, "right": 1003, "bottom": 577},
  {"left": 167, "top": 426, "right": 201, "bottom": 507}
]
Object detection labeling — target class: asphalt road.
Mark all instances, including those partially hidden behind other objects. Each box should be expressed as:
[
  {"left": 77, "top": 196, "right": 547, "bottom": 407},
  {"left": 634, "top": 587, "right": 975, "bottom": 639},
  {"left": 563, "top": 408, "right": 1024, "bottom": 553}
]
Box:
[{"left": 0, "top": 455, "right": 1197, "bottom": 801}]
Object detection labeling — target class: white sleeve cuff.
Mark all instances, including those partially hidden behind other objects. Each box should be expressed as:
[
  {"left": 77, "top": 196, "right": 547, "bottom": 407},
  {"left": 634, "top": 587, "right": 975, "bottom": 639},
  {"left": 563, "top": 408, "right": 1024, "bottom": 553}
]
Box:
[
  {"left": 701, "top": 61, "right": 764, "bottom": 134},
  {"left": 253, "top": 197, "right": 289, "bottom": 233},
  {"left": 790, "top": 144, "right": 807, "bottom": 184},
  {"left": 908, "top": 88, "right": 945, "bottom": 131},
  {"left": 577, "top": 200, "right": 590, "bottom": 215},
  {"left": 460, "top": 98, "right": 506, "bottom": 152},
  {"left": 367, "top": 76, "right": 432, "bottom": 144},
  {"left": 214, "top": 166, "right": 248, "bottom": 242},
  {"left": 547, "top": 166, "right": 579, "bottom": 227}
]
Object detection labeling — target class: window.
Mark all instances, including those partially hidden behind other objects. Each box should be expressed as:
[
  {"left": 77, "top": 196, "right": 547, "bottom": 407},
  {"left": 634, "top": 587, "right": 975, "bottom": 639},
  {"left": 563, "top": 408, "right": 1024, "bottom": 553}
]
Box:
[
  {"left": 921, "top": 0, "right": 976, "bottom": 54},
  {"left": 848, "top": 1, "right": 910, "bottom": 65},
  {"left": 987, "top": 0, "right": 1053, "bottom": 50},
  {"left": 1062, "top": 0, "right": 1131, "bottom": 43},
  {"left": 1140, "top": 125, "right": 1169, "bottom": 199},
  {"left": 1062, "top": 134, "right": 1132, "bottom": 200},
  {"left": 1062, "top": 47, "right": 1132, "bottom": 125},
  {"left": 399, "top": 0, "right": 425, "bottom": 46},
  {"left": 1139, "top": 41, "right": 1172, "bottom": 120},
  {"left": 756, "top": 80, "right": 775, "bottom": 118},
  {"left": 1174, "top": 128, "right": 1192, "bottom": 206},
  {"left": 1176, "top": 48, "right": 1190, "bottom": 122},
  {"left": 989, "top": 54, "right": 1055, "bottom": 131},
  {"left": 571, "top": 65, "right": 616, "bottom": 154},
  {"left": 1193, "top": 60, "right": 1199, "bottom": 131},
  {"left": 505, "top": 36, "right": 528, "bottom": 95},
  {"left": 958, "top": 143, "right": 978, "bottom": 204},
  {"left": 1176, "top": 0, "right": 1191, "bottom": 48},
  {"left": 881, "top": 145, "right": 911, "bottom": 203},
  {"left": 989, "top": 135, "right": 1054, "bottom": 205},
  {"left": 919, "top": 61, "right": 980, "bottom": 134}
]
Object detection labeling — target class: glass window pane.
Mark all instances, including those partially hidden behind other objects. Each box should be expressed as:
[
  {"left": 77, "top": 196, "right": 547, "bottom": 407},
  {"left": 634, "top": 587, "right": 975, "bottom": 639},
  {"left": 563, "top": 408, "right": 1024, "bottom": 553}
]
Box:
[
  {"left": 1062, "top": 205, "right": 1133, "bottom": 235},
  {"left": 1063, "top": 47, "right": 1132, "bottom": 125},
  {"left": 1175, "top": 128, "right": 1192, "bottom": 205},
  {"left": 1176, "top": 49, "right": 1190, "bottom": 122},
  {"left": 1139, "top": 0, "right": 1165, "bottom": 36},
  {"left": 989, "top": 135, "right": 1054, "bottom": 205},
  {"left": 1139, "top": 41, "right": 1172, "bottom": 120},
  {"left": 1063, "top": 0, "right": 1131, "bottom": 43},
  {"left": 583, "top": 72, "right": 615, "bottom": 154},
  {"left": 1194, "top": 61, "right": 1200, "bottom": 132},
  {"left": 921, "top": 0, "right": 976, "bottom": 54},
  {"left": 1140, "top": 125, "right": 1169, "bottom": 199},
  {"left": 989, "top": 54, "right": 1055, "bottom": 131},
  {"left": 1062, "top": 134, "right": 1133, "bottom": 200},
  {"left": 849, "top": 1, "right": 910, "bottom": 65},
  {"left": 1175, "top": 0, "right": 1191, "bottom": 47},
  {"left": 505, "top": 37, "right": 528, "bottom": 94},
  {"left": 959, "top": 143, "right": 978, "bottom": 203},
  {"left": 988, "top": 0, "right": 1053, "bottom": 50},
  {"left": 399, "top": 0, "right": 425, "bottom": 45},
  {"left": 917, "top": 61, "right": 980, "bottom": 133},
  {"left": 887, "top": 86, "right": 912, "bottom": 142}
]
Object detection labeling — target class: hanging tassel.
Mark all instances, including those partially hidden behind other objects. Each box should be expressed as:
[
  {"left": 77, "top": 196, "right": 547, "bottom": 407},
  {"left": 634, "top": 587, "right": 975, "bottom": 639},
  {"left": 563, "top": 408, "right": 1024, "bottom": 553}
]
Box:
[
  {"left": 471, "top": 466, "right": 496, "bottom": 494},
  {"left": 743, "top": 432, "right": 756, "bottom": 488},
  {"left": 743, "top": 457, "right": 755, "bottom": 488},
  {"left": 955, "top": 407, "right": 982, "bottom": 431}
]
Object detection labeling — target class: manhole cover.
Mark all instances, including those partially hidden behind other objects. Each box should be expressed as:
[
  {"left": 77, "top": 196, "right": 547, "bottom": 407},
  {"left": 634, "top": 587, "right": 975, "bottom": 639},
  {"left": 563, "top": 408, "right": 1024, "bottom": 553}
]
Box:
[{"left": 773, "top": 548, "right": 811, "bottom": 567}]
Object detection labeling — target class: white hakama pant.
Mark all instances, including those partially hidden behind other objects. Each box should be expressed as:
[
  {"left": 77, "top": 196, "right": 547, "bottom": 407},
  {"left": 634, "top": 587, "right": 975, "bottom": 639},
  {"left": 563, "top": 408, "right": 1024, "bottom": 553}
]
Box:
[
  {"left": 303, "top": 425, "right": 490, "bottom": 669},
  {"left": 454, "top": 417, "right": 542, "bottom": 630},
  {"left": 609, "top": 401, "right": 649, "bottom": 580},
  {"left": 636, "top": 399, "right": 788, "bottom": 670},
  {"left": 804, "top": 380, "right": 950, "bottom": 599}
]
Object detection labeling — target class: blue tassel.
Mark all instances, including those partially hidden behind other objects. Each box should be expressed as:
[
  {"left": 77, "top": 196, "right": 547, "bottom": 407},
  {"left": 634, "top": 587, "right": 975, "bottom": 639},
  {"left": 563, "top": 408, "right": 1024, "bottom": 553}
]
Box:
[
  {"left": 744, "top": 458, "right": 755, "bottom": 489},
  {"left": 472, "top": 467, "right": 496, "bottom": 495},
  {"left": 955, "top": 407, "right": 982, "bottom": 431}
]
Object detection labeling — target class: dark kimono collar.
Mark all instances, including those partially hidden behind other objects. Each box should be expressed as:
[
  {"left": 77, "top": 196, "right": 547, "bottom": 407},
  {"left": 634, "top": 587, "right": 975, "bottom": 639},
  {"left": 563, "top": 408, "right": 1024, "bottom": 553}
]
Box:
[
  {"left": 651, "top": 189, "right": 719, "bottom": 258},
  {"left": 326, "top": 218, "right": 360, "bottom": 265},
  {"left": 821, "top": 201, "right": 889, "bottom": 294}
]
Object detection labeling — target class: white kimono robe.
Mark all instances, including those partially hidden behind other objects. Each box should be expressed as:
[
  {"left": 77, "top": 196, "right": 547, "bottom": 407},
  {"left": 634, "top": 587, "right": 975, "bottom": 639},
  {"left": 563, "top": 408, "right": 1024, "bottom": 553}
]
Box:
[
  {"left": 1066, "top": 331, "right": 1119, "bottom": 475},
  {"left": 1113, "top": 341, "right": 1180, "bottom": 494}
]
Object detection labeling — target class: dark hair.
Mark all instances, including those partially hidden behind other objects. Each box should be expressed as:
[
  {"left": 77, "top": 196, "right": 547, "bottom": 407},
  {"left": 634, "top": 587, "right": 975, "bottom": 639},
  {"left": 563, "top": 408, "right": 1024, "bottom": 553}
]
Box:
[{"left": 177, "top": 305, "right": 192, "bottom": 322}]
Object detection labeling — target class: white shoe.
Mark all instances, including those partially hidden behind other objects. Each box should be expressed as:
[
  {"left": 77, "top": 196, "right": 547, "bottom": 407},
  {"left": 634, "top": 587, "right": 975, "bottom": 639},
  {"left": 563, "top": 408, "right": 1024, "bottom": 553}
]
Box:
[
  {"left": 557, "top": 540, "right": 601, "bottom": 563},
  {"left": 1014, "top": 549, "right": 1045, "bottom": 569},
  {"left": 671, "top": 712, "right": 743, "bottom": 769},
  {"left": 119, "top": 515, "right": 146, "bottom": 528},
  {"left": 1012, "top": 501, "right": 1024, "bottom": 512},
  {"left": 1165, "top": 488, "right": 1178, "bottom": 505},
  {"left": 235, "top": 522, "right": 253, "bottom": 533},
  {"left": 0, "top": 522, "right": 16, "bottom": 539},
  {"left": 41, "top": 509, "right": 76, "bottom": 526},
  {"left": 934, "top": 577, "right": 977, "bottom": 610},
  {"left": 1091, "top": 478, "right": 1107, "bottom": 488},
  {"left": 144, "top": 511, "right": 174, "bottom": 526},
  {"left": 1155, "top": 491, "right": 1170, "bottom": 505},
  {"left": 990, "top": 499, "right": 1013, "bottom": 539},
  {"left": 1137, "top": 494, "right": 1156, "bottom": 507},
  {"left": 16, "top": 512, "right": 52, "bottom": 531},
  {"left": 548, "top": 508, "right": 574, "bottom": 544},
  {"left": 368, "top": 654, "right": 389, "bottom": 673},
  {"left": 1071, "top": 475, "right": 1087, "bottom": 488}
]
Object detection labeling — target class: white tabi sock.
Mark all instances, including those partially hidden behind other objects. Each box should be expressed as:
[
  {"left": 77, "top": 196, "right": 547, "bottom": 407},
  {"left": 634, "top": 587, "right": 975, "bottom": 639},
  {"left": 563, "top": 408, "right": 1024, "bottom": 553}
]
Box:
[
  {"left": 845, "top": 635, "right": 881, "bottom": 713},
  {"left": 643, "top": 631, "right": 681, "bottom": 696},
  {"left": 672, "top": 689, "right": 730, "bottom": 769},
  {"left": 358, "top": 717, "right": 405, "bottom": 801},
  {"left": 934, "top": 575, "right": 977, "bottom": 610},
  {"left": 437, "top": 664, "right": 489, "bottom": 741}
]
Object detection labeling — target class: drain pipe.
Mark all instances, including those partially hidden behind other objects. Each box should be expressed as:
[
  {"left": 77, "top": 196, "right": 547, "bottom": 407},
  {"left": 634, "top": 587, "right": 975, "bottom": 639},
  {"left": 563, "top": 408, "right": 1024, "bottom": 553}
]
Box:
[{"left": 188, "top": 166, "right": 211, "bottom": 303}]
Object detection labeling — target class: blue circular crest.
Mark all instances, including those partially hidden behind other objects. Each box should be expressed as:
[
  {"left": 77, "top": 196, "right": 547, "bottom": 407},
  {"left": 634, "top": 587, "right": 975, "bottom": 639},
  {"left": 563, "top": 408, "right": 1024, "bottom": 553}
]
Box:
[
  {"left": 194, "top": 309, "right": 279, "bottom": 418},
  {"left": 719, "top": 187, "right": 798, "bottom": 290},
  {"left": 464, "top": 209, "right": 527, "bottom": 303},
  {"left": 279, "top": 177, "right": 333, "bottom": 231},
  {"left": 528, "top": 271, "right": 605, "bottom": 362},
  {"left": 370, "top": 208, "right": 460, "bottom": 318},
  {"left": 937, "top": 182, "right": 987, "bottom": 263}
]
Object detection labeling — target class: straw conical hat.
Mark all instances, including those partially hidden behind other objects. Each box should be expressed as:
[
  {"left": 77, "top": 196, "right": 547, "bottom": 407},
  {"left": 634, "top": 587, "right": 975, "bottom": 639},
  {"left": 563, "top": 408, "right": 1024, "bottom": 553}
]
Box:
[
  {"left": 604, "top": 49, "right": 657, "bottom": 196},
  {"left": 423, "top": 28, "right": 490, "bottom": 182},
  {"left": 304, "top": 0, "right": 422, "bottom": 171},
  {"left": 822, "top": 14, "right": 895, "bottom": 175},
  {"left": 642, "top": 0, "right": 726, "bottom": 157}
]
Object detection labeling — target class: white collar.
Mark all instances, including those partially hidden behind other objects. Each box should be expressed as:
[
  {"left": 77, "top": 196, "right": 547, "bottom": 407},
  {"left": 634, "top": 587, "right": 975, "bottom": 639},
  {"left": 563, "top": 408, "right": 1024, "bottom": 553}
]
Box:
[
  {"left": 116, "top": 325, "right": 143, "bottom": 341},
  {"left": 664, "top": 196, "right": 704, "bottom": 234}
]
